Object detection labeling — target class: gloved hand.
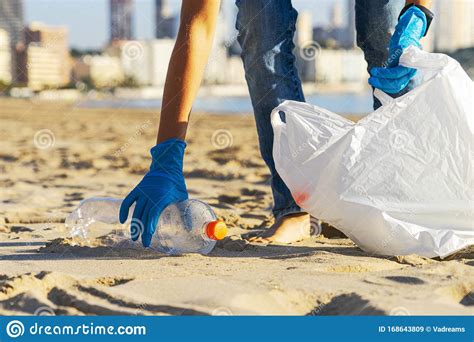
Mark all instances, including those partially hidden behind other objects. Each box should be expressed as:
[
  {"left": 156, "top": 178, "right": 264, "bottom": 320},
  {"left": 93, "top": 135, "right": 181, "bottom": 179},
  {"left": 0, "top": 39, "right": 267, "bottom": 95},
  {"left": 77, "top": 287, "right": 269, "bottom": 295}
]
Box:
[
  {"left": 369, "top": 6, "right": 428, "bottom": 94},
  {"left": 119, "top": 138, "right": 188, "bottom": 247}
]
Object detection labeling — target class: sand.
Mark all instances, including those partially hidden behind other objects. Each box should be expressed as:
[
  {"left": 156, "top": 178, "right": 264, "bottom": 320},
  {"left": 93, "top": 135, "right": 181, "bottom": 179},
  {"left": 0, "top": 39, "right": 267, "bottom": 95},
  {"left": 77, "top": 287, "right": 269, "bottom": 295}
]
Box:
[{"left": 0, "top": 98, "right": 473, "bottom": 316}]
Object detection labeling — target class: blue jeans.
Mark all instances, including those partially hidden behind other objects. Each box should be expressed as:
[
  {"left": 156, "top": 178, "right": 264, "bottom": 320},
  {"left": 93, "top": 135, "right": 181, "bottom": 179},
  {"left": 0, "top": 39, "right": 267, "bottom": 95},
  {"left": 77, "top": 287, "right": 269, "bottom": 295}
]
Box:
[{"left": 235, "top": 0, "right": 405, "bottom": 219}]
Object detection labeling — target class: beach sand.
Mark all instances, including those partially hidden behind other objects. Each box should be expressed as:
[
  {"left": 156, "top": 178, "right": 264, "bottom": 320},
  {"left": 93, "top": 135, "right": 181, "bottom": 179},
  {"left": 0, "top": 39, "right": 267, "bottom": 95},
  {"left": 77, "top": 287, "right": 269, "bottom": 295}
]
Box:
[{"left": 0, "top": 98, "right": 472, "bottom": 316}]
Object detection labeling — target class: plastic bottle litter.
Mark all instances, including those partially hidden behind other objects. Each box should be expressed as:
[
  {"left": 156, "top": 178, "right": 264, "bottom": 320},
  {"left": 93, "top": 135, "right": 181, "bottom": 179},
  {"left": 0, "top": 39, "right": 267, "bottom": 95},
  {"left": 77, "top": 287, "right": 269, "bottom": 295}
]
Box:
[
  {"left": 155, "top": 199, "right": 227, "bottom": 255},
  {"left": 65, "top": 197, "right": 227, "bottom": 255}
]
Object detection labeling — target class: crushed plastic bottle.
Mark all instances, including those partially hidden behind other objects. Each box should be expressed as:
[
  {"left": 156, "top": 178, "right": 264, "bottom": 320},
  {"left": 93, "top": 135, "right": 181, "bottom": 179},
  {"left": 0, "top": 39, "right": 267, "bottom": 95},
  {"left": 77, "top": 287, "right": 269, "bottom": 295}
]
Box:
[{"left": 65, "top": 197, "right": 227, "bottom": 255}]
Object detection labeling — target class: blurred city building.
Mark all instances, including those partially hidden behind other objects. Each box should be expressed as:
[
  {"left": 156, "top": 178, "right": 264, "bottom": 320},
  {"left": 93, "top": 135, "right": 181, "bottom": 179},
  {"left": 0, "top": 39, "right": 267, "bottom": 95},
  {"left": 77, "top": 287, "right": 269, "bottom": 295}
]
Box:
[
  {"left": 155, "top": 0, "right": 177, "bottom": 39},
  {"left": 0, "top": 0, "right": 23, "bottom": 47},
  {"left": 71, "top": 56, "right": 91, "bottom": 85},
  {"left": 346, "top": 0, "right": 356, "bottom": 49},
  {"left": 17, "top": 46, "right": 62, "bottom": 90},
  {"left": 24, "top": 23, "right": 71, "bottom": 85},
  {"left": 314, "top": 49, "right": 366, "bottom": 84},
  {"left": 85, "top": 54, "right": 124, "bottom": 88},
  {"left": 0, "top": 0, "right": 24, "bottom": 82},
  {"left": 2, "top": 0, "right": 472, "bottom": 95},
  {"left": 203, "top": 43, "right": 227, "bottom": 84},
  {"left": 432, "top": 0, "right": 474, "bottom": 52},
  {"left": 16, "top": 22, "right": 71, "bottom": 90},
  {"left": 225, "top": 56, "right": 246, "bottom": 85},
  {"left": 120, "top": 39, "right": 174, "bottom": 86},
  {"left": 0, "top": 29, "right": 11, "bottom": 84},
  {"left": 312, "top": 0, "right": 356, "bottom": 49},
  {"left": 332, "top": 1, "right": 344, "bottom": 28},
  {"left": 295, "top": 10, "right": 316, "bottom": 82},
  {"left": 204, "top": 3, "right": 230, "bottom": 84},
  {"left": 110, "top": 0, "right": 134, "bottom": 41},
  {"left": 202, "top": 3, "right": 245, "bottom": 85},
  {"left": 296, "top": 11, "right": 313, "bottom": 47},
  {"left": 296, "top": 4, "right": 363, "bottom": 84}
]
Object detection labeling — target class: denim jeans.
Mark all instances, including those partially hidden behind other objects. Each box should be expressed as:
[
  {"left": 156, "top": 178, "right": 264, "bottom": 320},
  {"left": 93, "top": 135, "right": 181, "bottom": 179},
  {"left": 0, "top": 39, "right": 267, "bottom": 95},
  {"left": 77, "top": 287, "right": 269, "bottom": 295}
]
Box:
[{"left": 235, "top": 0, "right": 405, "bottom": 219}]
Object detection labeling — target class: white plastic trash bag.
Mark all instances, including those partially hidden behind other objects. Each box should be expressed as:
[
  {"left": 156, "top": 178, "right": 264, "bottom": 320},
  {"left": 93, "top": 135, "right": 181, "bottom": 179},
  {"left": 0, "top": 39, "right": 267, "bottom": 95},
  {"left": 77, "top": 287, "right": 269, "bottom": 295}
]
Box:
[{"left": 271, "top": 46, "right": 474, "bottom": 258}]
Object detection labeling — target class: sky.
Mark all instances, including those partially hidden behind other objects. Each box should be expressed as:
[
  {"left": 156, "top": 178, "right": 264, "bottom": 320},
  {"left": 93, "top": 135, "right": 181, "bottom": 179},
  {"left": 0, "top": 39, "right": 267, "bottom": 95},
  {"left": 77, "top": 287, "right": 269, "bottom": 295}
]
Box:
[{"left": 24, "top": 0, "right": 345, "bottom": 49}]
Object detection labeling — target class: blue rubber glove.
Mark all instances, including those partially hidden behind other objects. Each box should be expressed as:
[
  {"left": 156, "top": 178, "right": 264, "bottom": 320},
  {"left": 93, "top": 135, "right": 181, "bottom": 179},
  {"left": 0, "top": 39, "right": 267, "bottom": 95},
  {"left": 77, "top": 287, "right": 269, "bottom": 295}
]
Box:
[
  {"left": 119, "top": 138, "right": 188, "bottom": 247},
  {"left": 369, "top": 6, "right": 428, "bottom": 94}
]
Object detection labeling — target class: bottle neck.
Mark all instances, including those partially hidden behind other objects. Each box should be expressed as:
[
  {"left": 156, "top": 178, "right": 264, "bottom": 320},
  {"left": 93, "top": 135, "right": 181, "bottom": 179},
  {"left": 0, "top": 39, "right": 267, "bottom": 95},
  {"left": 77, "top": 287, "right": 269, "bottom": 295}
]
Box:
[{"left": 201, "top": 222, "right": 213, "bottom": 241}]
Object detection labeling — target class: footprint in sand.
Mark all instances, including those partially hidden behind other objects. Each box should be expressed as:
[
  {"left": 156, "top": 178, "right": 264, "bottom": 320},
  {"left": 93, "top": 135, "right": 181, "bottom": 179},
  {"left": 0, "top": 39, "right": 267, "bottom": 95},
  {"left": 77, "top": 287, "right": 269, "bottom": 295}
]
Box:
[
  {"left": 0, "top": 154, "right": 18, "bottom": 162},
  {"left": 64, "top": 192, "right": 84, "bottom": 202},
  {"left": 0, "top": 272, "right": 207, "bottom": 316},
  {"left": 308, "top": 293, "right": 385, "bottom": 316},
  {"left": 460, "top": 292, "right": 474, "bottom": 306},
  {"left": 217, "top": 194, "right": 240, "bottom": 204},
  {"left": 435, "top": 283, "right": 474, "bottom": 307},
  {"left": 385, "top": 276, "right": 425, "bottom": 285}
]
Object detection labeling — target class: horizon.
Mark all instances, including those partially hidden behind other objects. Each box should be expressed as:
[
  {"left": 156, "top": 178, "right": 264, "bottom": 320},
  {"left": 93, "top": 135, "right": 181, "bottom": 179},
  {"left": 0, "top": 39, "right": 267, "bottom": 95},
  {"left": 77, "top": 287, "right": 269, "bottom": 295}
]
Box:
[{"left": 23, "top": 0, "right": 346, "bottom": 49}]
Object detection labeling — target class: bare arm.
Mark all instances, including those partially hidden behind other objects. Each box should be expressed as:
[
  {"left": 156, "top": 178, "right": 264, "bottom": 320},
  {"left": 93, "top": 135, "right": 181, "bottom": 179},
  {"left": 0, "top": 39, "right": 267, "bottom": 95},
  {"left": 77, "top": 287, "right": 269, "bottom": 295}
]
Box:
[{"left": 157, "top": 0, "right": 221, "bottom": 144}]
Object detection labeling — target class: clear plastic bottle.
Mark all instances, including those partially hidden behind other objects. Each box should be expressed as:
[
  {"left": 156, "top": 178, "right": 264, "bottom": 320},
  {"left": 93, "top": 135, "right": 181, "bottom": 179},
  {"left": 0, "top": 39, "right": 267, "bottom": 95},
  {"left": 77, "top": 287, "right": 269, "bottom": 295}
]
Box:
[
  {"left": 65, "top": 197, "right": 128, "bottom": 246},
  {"left": 65, "top": 197, "right": 227, "bottom": 255}
]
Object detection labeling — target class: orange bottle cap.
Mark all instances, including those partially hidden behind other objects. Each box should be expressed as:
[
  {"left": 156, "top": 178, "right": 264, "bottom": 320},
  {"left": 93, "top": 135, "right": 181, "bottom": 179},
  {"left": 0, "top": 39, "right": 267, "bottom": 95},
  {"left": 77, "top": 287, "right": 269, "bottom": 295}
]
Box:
[{"left": 206, "top": 220, "right": 227, "bottom": 241}]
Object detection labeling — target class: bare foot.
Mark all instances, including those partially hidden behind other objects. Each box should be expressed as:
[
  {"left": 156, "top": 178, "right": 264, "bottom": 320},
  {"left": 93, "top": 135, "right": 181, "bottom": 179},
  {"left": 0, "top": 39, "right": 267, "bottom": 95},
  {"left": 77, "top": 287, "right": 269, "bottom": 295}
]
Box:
[{"left": 249, "top": 213, "right": 310, "bottom": 244}]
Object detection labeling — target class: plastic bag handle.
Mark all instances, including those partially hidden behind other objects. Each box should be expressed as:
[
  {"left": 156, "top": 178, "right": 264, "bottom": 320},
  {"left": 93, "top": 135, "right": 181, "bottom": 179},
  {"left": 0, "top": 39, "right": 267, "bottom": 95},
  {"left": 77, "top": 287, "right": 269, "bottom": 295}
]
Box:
[
  {"left": 373, "top": 47, "right": 452, "bottom": 107},
  {"left": 399, "top": 46, "right": 450, "bottom": 71},
  {"left": 373, "top": 88, "right": 394, "bottom": 106},
  {"left": 271, "top": 106, "right": 285, "bottom": 129},
  {"left": 270, "top": 104, "right": 287, "bottom": 164}
]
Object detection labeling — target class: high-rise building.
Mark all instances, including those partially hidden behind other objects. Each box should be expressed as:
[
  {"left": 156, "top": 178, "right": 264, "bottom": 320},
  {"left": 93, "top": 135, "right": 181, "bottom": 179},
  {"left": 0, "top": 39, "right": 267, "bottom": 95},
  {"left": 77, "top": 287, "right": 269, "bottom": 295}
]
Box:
[
  {"left": 346, "top": 0, "right": 356, "bottom": 48},
  {"left": 17, "top": 22, "right": 71, "bottom": 89},
  {"left": 0, "top": 0, "right": 24, "bottom": 82},
  {"left": 0, "top": 0, "right": 23, "bottom": 47},
  {"left": 121, "top": 39, "right": 174, "bottom": 86},
  {"left": 155, "top": 0, "right": 176, "bottom": 39},
  {"left": 110, "top": 0, "right": 134, "bottom": 41},
  {"left": 0, "top": 29, "right": 11, "bottom": 84},
  {"left": 331, "top": 2, "right": 344, "bottom": 28},
  {"left": 296, "top": 11, "right": 313, "bottom": 48}
]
